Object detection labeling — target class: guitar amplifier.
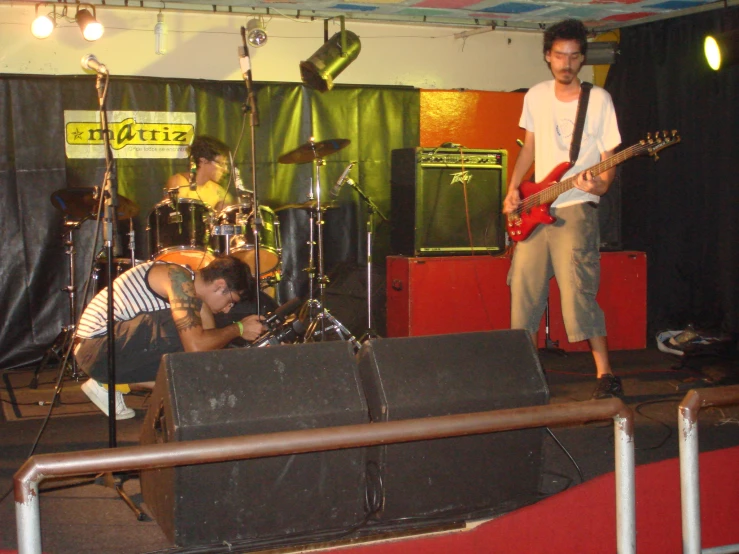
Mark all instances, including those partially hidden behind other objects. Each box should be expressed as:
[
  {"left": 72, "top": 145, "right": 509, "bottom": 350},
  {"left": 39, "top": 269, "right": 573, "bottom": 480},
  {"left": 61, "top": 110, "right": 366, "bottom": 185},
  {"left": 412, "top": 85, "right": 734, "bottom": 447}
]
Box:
[{"left": 390, "top": 148, "right": 508, "bottom": 256}]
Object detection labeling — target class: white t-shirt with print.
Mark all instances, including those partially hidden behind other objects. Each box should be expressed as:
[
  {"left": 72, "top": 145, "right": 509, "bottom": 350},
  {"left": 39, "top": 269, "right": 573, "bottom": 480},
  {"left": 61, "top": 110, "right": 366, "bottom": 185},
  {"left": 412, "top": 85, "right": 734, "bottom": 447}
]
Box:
[{"left": 519, "top": 80, "right": 621, "bottom": 208}]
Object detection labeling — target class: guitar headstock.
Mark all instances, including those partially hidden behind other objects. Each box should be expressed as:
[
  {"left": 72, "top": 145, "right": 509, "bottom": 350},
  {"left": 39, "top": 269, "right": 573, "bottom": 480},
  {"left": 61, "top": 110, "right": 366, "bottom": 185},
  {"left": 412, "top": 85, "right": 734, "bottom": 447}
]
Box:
[{"left": 639, "top": 130, "right": 681, "bottom": 160}]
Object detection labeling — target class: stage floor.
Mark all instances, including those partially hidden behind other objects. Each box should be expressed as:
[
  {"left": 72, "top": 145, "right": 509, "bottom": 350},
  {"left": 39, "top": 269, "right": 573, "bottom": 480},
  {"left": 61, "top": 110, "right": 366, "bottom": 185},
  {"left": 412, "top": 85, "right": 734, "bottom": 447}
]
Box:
[{"left": 1, "top": 344, "right": 738, "bottom": 553}]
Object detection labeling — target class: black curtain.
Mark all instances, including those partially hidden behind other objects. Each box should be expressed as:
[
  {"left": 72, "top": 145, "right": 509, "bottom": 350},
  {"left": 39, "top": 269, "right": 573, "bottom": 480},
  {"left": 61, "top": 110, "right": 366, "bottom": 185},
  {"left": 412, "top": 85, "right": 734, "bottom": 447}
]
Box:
[
  {"left": 0, "top": 76, "right": 419, "bottom": 369},
  {"left": 605, "top": 8, "right": 739, "bottom": 336}
]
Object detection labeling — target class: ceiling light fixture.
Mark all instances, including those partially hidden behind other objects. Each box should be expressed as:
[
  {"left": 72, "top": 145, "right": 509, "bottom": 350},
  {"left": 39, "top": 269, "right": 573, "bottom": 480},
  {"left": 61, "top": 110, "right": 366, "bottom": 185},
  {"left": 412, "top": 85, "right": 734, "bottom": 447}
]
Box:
[
  {"left": 246, "top": 17, "right": 268, "bottom": 48},
  {"left": 154, "top": 12, "right": 167, "bottom": 55},
  {"left": 704, "top": 31, "right": 739, "bottom": 71},
  {"left": 300, "top": 16, "right": 361, "bottom": 92},
  {"left": 75, "top": 5, "right": 104, "bottom": 42},
  {"left": 31, "top": 3, "right": 56, "bottom": 39},
  {"left": 584, "top": 41, "right": 619, "bottom": 65}
]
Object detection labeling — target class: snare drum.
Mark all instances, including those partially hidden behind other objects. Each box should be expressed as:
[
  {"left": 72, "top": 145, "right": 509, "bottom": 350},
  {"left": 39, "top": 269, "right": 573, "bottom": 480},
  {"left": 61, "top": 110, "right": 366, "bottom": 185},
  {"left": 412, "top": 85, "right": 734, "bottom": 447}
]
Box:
[
  {"left": 147, "top": 198, "right": 214, "bottom": 270},
  {"left": 213, "top": 205, "right": 280, "bottom": 276}
]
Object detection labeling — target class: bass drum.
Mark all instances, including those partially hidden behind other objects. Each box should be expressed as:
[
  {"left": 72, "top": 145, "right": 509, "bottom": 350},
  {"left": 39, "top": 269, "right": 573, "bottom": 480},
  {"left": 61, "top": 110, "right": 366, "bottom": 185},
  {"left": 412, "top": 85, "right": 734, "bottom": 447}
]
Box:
[
  {"left": 213, "top": 205, "right": 280, "bottom": 276},
  {"left": 147, "top": 198, "right": 214, "bottom": 270}
]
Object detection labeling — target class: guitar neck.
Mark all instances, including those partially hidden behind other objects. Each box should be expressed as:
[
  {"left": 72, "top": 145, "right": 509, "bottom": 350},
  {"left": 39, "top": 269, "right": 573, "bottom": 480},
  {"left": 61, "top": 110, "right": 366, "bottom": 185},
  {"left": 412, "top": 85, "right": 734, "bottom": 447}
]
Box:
[{"left": 536, "top": 144, "right": 640, "bottom": 205}]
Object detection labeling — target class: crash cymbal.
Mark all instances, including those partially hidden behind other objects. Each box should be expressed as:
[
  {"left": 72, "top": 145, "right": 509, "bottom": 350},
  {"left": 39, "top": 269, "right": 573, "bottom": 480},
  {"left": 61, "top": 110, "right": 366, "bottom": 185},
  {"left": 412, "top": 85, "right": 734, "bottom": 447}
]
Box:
[
  {"left": 278, "top": 138, "right": 350, "bottom": 164},
  {"left": 51, "top": 187, "right": 140, "bottom": 221},
  {"left": 274, "top": 200, "right": 340, "bottom": 212}
]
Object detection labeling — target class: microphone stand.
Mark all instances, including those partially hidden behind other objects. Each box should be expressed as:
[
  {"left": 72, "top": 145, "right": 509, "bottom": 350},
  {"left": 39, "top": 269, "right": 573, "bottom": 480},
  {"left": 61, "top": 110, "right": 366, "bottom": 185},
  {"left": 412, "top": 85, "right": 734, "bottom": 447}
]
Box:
[
  {"left": 345, "top": 178, "right": 388, "bottom": 342},
  {"left": 95, "top": 67, "right": 149, "bottom": 521},
  {"left": 95, "top": 71, "right": 119, "bottom": 447},
  {"left": 240, "top": 28, "right": 261, "bottom": 316}
]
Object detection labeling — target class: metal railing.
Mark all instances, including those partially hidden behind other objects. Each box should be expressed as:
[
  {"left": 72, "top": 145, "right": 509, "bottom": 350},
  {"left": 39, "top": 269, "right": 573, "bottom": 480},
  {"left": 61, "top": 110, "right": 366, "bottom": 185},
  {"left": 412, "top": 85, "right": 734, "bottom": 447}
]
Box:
[
  {"left": 679, "top": 384, "right": 739, "bottom": 554},
  {"left": 15, "top": 398, "right": 635, "bottom": 554}
]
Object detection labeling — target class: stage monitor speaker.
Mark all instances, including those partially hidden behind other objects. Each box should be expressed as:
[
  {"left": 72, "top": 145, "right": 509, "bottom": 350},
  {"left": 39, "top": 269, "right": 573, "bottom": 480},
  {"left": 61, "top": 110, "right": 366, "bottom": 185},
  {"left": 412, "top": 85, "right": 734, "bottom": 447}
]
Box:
[
  {"left": 391, "top": 148, "right": 508, "bottom": 256},
  {"left": 140, "top": 342, "right": 369, "bottom": 548},
  {"left": 357, "top": 330, "right": 549, "bottom": 525}
]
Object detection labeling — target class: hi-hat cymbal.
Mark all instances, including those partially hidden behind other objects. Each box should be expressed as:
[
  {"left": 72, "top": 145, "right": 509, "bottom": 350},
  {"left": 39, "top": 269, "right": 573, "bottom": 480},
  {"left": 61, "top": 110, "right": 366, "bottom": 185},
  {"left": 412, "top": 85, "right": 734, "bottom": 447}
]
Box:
[
  {"left": 274, "top": 200, "right": 340, "bottom": 212},
  {"left": 278, "top": 138, "right": 350, "bottom": 164},
  {"left": 51, "top": 187, "right": 140, "bottom": 221}
]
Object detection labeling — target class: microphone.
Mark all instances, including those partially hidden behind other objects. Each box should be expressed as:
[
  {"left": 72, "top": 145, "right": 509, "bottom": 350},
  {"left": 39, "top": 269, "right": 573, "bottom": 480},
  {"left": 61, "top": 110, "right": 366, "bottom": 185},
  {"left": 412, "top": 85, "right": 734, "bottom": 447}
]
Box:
[
  {"left": 330, "top": 162, "right": 355, "bottom": 198},
  {"left": 263, "top": 297, "right": 303, "bottom": 329},
  {"left": 238, "top": 29, "right": 259, "bottom": 126},
  {"left": 188, "top": 160, "right": 197, "bottom": 190},
  {"left": 81, "top": 54, "right": 108, "bottom": 75},
  {"left": 253, "top": 319, "right": 306, "bottom": 348}
]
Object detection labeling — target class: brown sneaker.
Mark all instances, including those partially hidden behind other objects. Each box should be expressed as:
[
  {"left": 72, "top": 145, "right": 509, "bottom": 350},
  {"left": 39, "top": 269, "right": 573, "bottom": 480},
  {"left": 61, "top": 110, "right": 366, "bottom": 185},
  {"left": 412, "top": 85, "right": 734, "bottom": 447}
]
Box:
[{"left": 591, "top": 374, "right": 624, "bottom": 400}]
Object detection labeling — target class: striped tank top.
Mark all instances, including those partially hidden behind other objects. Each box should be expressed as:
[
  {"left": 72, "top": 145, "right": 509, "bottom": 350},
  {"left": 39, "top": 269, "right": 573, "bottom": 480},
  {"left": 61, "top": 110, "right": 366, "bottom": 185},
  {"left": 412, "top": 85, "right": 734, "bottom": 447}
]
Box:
[{"left": 77, "top": 261, "right": 192, "bottom": 338}]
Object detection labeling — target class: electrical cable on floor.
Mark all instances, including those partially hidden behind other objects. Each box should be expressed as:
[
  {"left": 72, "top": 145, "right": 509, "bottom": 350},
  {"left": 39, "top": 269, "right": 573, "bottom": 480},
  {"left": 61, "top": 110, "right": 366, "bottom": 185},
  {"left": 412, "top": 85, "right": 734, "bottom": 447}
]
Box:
[
  {"left": 0, "top": 185, "right": 110, "bottom": 508},
  {"left": 546, "top": 426, "right": 585, "bottom": 484},
  {"left": 633, "top": 396, "right": 682, "bottom": 451}
]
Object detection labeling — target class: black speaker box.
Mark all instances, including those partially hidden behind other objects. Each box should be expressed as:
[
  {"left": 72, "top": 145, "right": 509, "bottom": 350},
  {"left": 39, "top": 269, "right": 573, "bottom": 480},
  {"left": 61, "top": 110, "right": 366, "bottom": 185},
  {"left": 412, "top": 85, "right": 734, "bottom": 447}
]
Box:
[
  {"left": 598, "top": 165, "right": 623, "bottom": 251},
  {"left": 390, "top": 148, "right": 508, "bottom": 256},
  {"left": 140, "top": 342, "right": 369, "bottom": 548},
  {"left": 357, "top": 330, "right": 549, "bottom": 524}
]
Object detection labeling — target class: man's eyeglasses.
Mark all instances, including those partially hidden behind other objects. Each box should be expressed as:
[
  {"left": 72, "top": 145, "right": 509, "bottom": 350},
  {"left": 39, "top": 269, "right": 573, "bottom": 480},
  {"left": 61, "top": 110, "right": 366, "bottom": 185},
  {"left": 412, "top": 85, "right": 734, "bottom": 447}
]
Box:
[{"left": 223, "top": 288, "right": 239, "bottom": 308}]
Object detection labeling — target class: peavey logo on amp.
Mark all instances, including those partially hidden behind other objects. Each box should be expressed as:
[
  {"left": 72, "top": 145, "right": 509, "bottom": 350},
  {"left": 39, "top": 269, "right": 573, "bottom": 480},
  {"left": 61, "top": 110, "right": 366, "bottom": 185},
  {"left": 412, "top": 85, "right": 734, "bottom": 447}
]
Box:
[{"left": 64, "top": 110, "right": 196, "bottom": 159}]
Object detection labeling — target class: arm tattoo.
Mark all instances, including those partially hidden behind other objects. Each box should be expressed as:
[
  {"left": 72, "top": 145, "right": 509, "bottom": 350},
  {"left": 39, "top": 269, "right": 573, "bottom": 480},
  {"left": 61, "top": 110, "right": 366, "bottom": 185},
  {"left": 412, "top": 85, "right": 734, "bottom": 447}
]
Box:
[{"left": 168, "top": 266, "right": 203, "bottom": 332}]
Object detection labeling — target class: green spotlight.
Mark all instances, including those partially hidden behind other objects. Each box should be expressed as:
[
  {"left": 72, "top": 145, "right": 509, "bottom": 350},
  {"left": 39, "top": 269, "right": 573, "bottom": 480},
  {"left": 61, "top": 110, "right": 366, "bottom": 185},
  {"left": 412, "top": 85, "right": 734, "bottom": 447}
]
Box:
[
  {"left": 705, "top": 35, "right": 721, "bottom": 70},
  {"left": 704, "top": 31, "right": 739, "bottom": 71}
]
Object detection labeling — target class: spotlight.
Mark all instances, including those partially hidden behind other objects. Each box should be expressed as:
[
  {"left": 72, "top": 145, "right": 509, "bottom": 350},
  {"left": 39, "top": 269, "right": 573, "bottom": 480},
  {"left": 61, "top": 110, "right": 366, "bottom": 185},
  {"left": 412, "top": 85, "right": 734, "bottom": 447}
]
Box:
[
  {"left": 76, "top": 6, "right": 104, "bottom": 42},
  {"left": 704, "top": 31, "right": 739, "bottom": 71},
  {"left": 31, "top": 4, "right": 55, "bottom": 39},
  {"left": 300, "top": 17, "right": 361, "bottom": 92},
  {"left": 246, "top": 17, "right": 267, "bottom": 48},
  {"left": 584, "top": 41, "right": 619, "bottom": 66}
]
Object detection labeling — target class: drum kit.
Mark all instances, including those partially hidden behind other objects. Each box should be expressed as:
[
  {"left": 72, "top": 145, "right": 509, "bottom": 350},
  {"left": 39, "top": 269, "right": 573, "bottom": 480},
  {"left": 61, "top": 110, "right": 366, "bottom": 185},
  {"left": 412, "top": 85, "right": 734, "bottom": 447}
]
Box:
[{"left": 40, "top": 135, "right": 368, "bottom": 370}]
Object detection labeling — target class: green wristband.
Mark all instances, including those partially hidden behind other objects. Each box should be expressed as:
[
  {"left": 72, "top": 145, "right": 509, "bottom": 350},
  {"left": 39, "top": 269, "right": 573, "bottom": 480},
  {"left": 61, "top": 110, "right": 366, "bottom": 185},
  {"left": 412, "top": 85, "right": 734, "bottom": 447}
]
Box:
[{"left": 235, "top": 321, "right": 244, "bottom": 336}]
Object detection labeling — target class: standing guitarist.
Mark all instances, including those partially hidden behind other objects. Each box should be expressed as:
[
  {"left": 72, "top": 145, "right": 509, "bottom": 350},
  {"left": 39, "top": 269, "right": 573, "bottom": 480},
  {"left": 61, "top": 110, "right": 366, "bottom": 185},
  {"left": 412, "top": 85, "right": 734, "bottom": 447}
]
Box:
[{"left": 502, "top": 19, "right": 623, "bottom": 400}]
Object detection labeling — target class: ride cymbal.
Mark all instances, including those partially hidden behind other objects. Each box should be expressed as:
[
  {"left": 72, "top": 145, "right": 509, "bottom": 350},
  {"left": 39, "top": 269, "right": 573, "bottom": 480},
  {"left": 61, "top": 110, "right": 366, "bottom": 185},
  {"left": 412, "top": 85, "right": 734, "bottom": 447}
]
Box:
[
  {"left": 278, "top": 138, "right": 350, "bottom": 164},
  {"left": 51, "top": 187, "right": 140, "bottom": 221}
]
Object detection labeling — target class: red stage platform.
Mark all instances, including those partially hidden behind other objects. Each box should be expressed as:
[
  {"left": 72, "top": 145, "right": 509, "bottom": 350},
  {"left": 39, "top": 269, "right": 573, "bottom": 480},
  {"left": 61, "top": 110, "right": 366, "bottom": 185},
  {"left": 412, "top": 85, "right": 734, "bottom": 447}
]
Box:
[{"left": 386, "top": 252, "right": 647, "bottom": 351}]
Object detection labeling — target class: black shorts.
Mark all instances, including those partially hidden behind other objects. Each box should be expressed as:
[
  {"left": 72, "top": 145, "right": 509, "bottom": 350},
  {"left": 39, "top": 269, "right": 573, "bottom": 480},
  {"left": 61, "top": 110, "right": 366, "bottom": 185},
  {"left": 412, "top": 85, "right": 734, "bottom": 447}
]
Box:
[{"left": 75, "top": 310, "right": 182, "bottom": 384}]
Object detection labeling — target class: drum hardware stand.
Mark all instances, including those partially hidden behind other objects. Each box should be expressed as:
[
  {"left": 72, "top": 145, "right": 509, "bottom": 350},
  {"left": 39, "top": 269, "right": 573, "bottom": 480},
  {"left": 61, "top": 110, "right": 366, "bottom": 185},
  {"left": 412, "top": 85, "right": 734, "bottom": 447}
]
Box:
[
  {"left": 127, "top": 218, "right": 137, "bottom": 267},
  {"left": 30, "top": 218, "right": 86, "bottom": 390},
  {"left": 301, "top": 145, "right": 359, "bottom": 349},
  {"left": 344, "top": 178, "right": 389, "bottom": 343},
  {"left": 303, "top": 299, "right": 361, "bottom": 352}
]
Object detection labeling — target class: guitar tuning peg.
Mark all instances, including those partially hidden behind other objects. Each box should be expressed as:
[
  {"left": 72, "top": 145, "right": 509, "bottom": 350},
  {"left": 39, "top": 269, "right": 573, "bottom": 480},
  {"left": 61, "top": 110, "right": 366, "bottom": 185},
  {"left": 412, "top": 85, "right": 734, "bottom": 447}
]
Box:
[{"left": 646, "top": 132, "right": 652, "bottom": 142}]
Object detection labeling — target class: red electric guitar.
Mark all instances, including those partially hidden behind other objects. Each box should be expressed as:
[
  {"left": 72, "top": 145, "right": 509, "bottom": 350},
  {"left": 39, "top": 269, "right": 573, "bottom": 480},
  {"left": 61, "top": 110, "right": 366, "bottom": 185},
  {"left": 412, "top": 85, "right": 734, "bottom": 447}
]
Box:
[{"left": 506, "top": 130, "right": 680, "bottom": 242}]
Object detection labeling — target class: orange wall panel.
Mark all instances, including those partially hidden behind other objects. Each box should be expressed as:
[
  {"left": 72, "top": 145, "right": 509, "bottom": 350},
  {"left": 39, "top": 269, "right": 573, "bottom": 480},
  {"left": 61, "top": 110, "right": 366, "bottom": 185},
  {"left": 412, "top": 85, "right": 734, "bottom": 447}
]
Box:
[{"left": 419, "top": 90, "right": 526, "bottom": 179}]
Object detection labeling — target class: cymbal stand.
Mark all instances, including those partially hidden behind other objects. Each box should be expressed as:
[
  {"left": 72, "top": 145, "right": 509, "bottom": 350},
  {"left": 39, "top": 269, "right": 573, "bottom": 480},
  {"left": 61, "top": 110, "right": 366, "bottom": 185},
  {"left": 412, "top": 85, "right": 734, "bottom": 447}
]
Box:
[
  {"left": 301, "top": 147, "right": 359, "bottom": 350},
  {"left": 30, "top": 218, "right": 85, "bottom": 389},
  {"left": 345, "top": 178, "right": 389, "bottom": 342}
]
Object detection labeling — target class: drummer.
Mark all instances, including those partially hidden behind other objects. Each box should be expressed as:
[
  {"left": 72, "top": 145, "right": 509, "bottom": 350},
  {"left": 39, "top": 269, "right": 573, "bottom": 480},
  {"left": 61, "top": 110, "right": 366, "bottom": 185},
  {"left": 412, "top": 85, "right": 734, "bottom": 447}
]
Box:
[{"left": 167, "top": 135, "right": 237, "bottom": 212}]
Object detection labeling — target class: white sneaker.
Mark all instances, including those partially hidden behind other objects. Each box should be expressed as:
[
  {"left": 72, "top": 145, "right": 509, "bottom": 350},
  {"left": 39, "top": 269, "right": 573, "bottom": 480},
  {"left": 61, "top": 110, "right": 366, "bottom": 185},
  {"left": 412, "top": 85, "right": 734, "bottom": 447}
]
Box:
[{"left": 81, "top": 378, "right": 135, "bottom": 420}]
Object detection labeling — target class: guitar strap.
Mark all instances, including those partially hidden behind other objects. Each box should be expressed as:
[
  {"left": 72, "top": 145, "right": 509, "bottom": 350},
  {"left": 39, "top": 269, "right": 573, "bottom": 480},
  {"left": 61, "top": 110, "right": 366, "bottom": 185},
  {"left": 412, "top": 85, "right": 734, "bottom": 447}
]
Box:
[{"left": 569, "top": 81, "right": 593, "bottom": 165}]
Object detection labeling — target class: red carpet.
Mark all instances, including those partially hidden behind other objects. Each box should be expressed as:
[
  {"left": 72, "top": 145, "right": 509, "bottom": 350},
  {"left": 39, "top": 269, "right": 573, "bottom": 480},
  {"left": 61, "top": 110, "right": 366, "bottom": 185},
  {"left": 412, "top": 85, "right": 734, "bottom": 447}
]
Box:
[{"left": 324, "top": 446, "right": 739, "bottom": 553}]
